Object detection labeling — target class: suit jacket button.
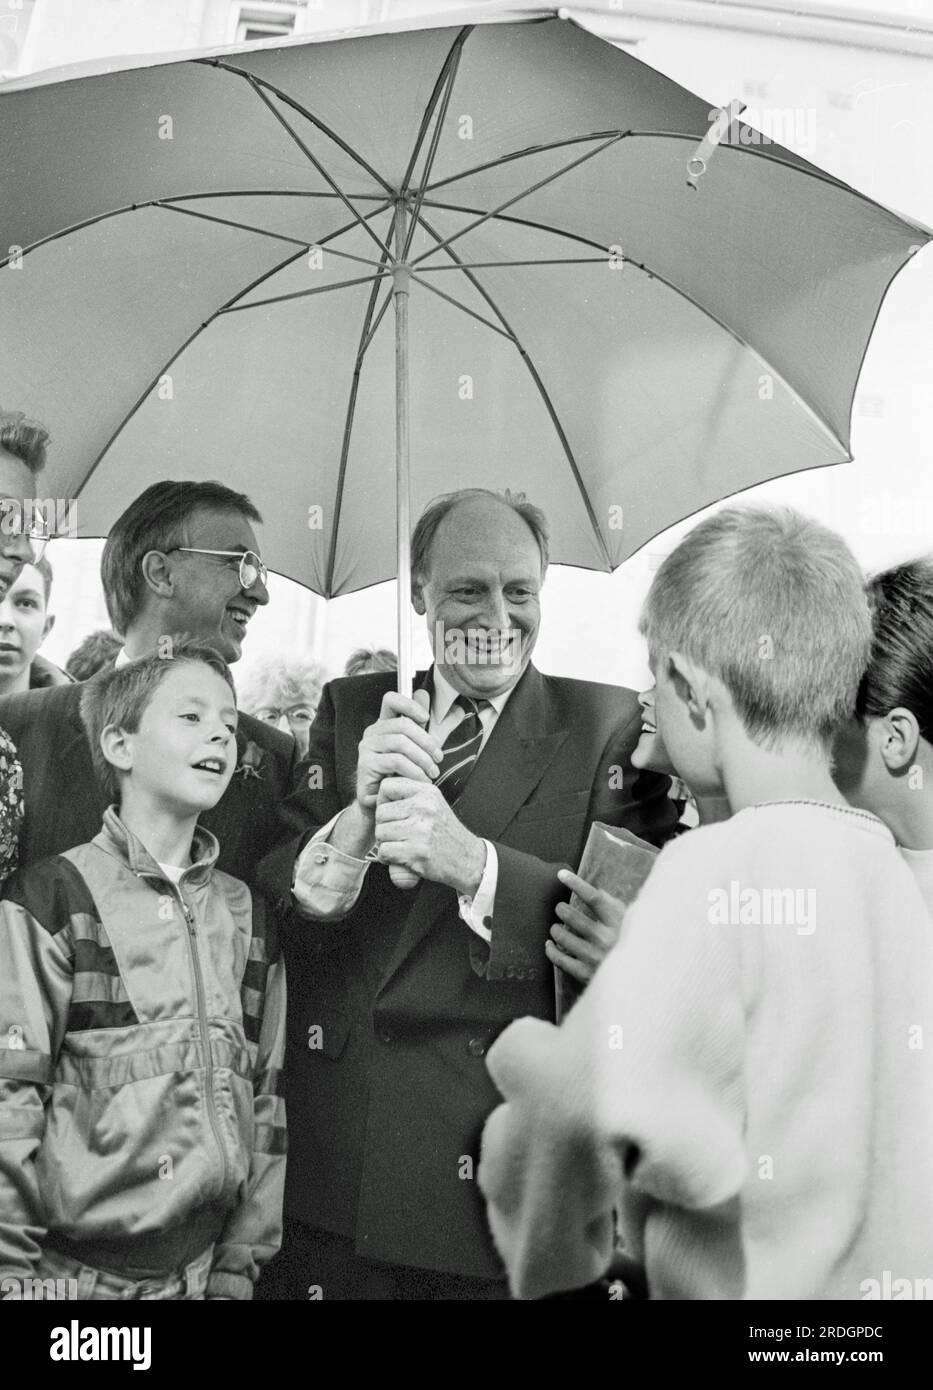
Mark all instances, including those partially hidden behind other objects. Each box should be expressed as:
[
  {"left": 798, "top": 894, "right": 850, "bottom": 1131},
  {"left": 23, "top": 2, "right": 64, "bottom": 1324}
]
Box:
[{"left": 468, "top": 1038, "right": 486, "bottom": 1058}]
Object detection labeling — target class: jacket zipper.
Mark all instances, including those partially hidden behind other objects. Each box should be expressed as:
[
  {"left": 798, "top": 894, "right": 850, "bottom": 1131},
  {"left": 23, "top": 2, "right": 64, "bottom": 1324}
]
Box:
[{"left": 147, "top": 873, "right": 229, "bottom": 1200}]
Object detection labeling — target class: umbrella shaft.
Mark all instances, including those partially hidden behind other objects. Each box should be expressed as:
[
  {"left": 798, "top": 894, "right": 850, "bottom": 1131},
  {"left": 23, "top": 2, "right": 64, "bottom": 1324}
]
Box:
[
  {"left": 394, "top": 201, "right": 413, "bottom": 701},
  {"left": 391, "top": 201, "right": 420, "bottom": 892}
]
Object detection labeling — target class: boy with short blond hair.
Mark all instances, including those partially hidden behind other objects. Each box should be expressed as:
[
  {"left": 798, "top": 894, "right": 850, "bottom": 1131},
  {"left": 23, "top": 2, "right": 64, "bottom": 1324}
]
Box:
[
  {"left": 479, "top": 506, "right": 933, "bottom": 1301},
  {"left": 0, "top": 638, "right": 285, "bottom": 1299}
]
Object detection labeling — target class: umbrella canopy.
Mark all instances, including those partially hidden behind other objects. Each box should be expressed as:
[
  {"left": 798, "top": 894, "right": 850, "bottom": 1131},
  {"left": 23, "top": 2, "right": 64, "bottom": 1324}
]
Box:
[{"left": 1, "top": 8, "right": 929, "bottom": 602}]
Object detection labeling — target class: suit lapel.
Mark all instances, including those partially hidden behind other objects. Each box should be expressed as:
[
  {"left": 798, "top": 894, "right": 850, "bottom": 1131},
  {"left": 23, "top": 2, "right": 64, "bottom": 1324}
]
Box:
[
  {"left": 56, "top": 656, "right": 111, "bottom": 825},
  {"left": 453, "top": 667, "right": 569, "bottom": 843},
  {"left": 378, "top": 665, "right": 569, "bottom": 987},
  {"left": 64, "top": 693, "right": 107, "bottom": 811},
  {"left": 55, "top": 693, "right": 108, "bottom": 827}
]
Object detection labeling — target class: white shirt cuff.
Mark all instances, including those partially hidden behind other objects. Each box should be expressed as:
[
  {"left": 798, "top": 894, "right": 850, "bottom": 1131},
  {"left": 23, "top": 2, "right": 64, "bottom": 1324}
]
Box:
[
  {"left": 457, "top": 839, "right": 497, "bottom": 943},
  {"left": 292, "top": 811, "right": 374, "bottom": 919}
]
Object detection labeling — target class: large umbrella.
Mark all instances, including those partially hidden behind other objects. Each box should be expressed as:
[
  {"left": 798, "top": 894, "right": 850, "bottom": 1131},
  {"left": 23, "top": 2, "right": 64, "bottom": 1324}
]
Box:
[{"left": 2, "top": 6, "right": 929, "bottom": 698}]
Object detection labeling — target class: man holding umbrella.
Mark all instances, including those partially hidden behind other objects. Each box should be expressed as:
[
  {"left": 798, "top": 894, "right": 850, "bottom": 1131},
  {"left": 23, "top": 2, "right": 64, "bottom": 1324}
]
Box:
[{"left": 259, "top": 487, "right": 677, "bottom": 1300}]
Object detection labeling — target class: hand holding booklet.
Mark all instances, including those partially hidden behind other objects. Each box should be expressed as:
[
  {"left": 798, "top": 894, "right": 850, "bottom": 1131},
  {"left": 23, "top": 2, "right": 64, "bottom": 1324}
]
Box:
[{"left": 554, "top": 822, "right": 659, "bottom": 1022}]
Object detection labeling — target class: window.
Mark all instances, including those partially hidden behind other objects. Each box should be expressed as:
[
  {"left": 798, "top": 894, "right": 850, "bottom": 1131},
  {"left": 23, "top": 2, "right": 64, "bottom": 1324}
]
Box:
[
  {"left": 0, "top": 0, "right": 37, "bottom": 77},
  {"left": 231, "top": 4, "right": 302, "bottom": 45}
]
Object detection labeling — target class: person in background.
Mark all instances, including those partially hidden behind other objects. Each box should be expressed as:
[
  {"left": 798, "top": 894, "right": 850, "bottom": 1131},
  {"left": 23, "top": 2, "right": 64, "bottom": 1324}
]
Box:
[
  {"left": 546, "top": 683, "right": 731, "bottom": 988},
  {"left": 544, "top": 682, "right": 736, "bottom": 1301},
  {"left": 237, "top": 654, "right": 326, "bottom": 760},
  {"left": 479, "top": 505, "right": 933, "bottom": 1301},
  {"left": 0, "top": 479, "right": 298, "bottom": 886},
  {"left": 833, "top": 558, "right": 933, "bottom": 913},
  {"left": 0, "top": 557, "right": 71, "bottom": 696},
  {"left": 344, "top": 646, "right": 397, "bottom": 678},
  {"left": 64, "top": 628, "right": 123, "bottom": 682},
  {"left": 0, "top": 409, "right": 53, "bottom": 885},
  {"left": 0, "top": 640, "right": 286, "bottom": 1299}
]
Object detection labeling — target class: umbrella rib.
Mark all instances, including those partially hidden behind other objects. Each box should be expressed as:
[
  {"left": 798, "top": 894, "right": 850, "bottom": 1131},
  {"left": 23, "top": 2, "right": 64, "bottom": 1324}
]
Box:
[
  {"left": 326, "top": 247, "right": 395, "bottom": 596},
  {"left": 412, "top": 203, "right": 854, "bottom": 449},
  {"left": 216, "top": 197, "right": 394, "bottom": 307},
  {"left": 0, "top": 200, "right": 169, "bottom": 266},
  {"left": 3, "top": 123, "right": 906, "bottom": 272},
  {"left": 400, "top": 25, "right": 470, "bottom": 198},
  {"left": 420, "top": 200, "right": 614, "bottom": 252},
  {"left": 157, "top": 201, "right": 316, "bottom": 250},
  {"left": 0, "top": 191, "right": 394, "bottom": 269},
  {"left": 158, "top": 202, "right": 387, "bottom": 269},
  {"left": 401, "top": 32, "right": 468, "bottom": 261},
  {"left": 242, "top": 73, "right": 393, "bottom": 260},
  {"left": 67, "top": 202, "right": 396, "bottom": 498},
  {"left": 618, "top": 453, "right": 853, "bottom": 578},
  {"left": 621, "top": 259, "right": 846, "bottom": 449},
  {"left": 416, "top": 211, "right": 613, "bottom": 570},
  {"left": 627, "top": 128, "right": 871, "bottom": 192},
  {"left": 197, "top": 57, "right": 395, "bottom": 194},
  {"left": 415, "top": 258, "right": 612, "bottom": 270},
  {"left": 163, "top": 190, "right": 393, "bottom": 204},
  {"left": 407, "top": 273, "right": 515, "bottom": 341},
  {"left": 423, "top": 131, "right": 633, "bottom": 194},
  {"left": 67, "top": 240, "right": 310, "bottom": 499},
  {"left": 410, "top": 134, "right": 624, "bottom": 268},
  {"left": 221, "top": 272, "right": 388, "bottom": 315},
  {"left": 358, "top": 285, "right": 393, "bottom": 359},
  {"left": 423, "top": 128, "right": 859, "bottom": 199}
]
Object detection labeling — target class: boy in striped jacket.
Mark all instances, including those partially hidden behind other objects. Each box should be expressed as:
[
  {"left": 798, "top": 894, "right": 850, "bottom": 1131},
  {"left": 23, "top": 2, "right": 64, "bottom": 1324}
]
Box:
[{"left": 0, "top": 638, "right": 286, "bottom": 1300}]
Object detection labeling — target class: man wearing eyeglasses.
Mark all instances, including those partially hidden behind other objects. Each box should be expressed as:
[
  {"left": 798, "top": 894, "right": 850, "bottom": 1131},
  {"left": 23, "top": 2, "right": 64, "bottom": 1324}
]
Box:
[
  {"left": 0, "top": 480, "right": 299, "bottom": 886},
  {"left": 0, "top": 416, "right": 52, "bottom": 599}
]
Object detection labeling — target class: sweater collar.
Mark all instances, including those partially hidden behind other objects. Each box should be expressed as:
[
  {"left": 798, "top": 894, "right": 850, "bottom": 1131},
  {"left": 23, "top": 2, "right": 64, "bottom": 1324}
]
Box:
[{"left": 93, "top": 805, "right": 219, "bottom": 888}]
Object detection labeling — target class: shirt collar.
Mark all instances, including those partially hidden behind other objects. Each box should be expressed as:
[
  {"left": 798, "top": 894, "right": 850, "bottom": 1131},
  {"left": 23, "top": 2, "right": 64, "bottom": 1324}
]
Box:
[
  {"left": 115, "top": 647, "right": 131, "bottom": 669},
  {"left": 431, "top": 664, "right": 513, "bottom": 724},
  {"left": 93, "top": 805, "right": 219, "bottom": 888}
]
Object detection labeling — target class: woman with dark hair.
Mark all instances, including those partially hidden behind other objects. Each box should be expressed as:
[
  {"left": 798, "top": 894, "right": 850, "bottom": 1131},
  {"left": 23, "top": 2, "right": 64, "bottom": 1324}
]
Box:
[{"left": 834, "top": 558, "right": 933, "bottom": 909}]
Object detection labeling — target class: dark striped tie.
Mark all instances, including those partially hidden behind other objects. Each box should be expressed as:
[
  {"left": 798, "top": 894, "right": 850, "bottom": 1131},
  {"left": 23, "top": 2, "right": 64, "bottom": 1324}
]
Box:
[{"left": 435, "top": 695, "right": 490, "bottom": 805}]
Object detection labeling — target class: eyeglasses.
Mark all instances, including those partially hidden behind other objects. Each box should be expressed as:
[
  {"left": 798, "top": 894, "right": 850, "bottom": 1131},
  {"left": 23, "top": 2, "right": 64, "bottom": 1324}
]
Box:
[
  {"left": 255, "top": 704, "right": 316, "bottom": 730},
  {"left": 0, "top": 501, "right": 52, "bottom": 565},
  {"left": 170, "top": 547, "right": 267, "bottom": 591}
]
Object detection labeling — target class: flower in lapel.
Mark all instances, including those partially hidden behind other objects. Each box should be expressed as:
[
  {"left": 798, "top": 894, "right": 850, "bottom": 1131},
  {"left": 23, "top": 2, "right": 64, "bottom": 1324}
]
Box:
[{"left": 236, "top": 738, "right": 266, "bottom": 781}]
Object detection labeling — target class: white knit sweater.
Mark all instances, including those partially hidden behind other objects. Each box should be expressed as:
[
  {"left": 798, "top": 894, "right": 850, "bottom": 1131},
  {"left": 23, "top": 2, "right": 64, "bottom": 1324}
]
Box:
[{"left": 479, "top": 802, "right": 933, "bottom": 1300}]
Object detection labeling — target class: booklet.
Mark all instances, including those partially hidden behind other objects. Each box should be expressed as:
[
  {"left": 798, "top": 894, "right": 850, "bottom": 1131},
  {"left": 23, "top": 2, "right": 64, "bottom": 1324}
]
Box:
[{"left": 554, "top": 822, "right": 659, "bottom": 1022}]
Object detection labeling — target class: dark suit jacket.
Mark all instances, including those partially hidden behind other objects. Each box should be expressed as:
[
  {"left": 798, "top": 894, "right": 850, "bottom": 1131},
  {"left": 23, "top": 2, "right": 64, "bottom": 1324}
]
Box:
[
  {"left": 0, "top": 681, "right": 299, "bottom": 885},
  {"left": 259, "top": 664, "right": 679, "bottom": 1279}
]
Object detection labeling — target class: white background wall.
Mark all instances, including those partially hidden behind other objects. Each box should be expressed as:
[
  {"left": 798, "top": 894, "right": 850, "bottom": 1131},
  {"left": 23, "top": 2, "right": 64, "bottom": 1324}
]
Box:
[{"left": 12, "top": 0, "right": 933, "bottom": 694}]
